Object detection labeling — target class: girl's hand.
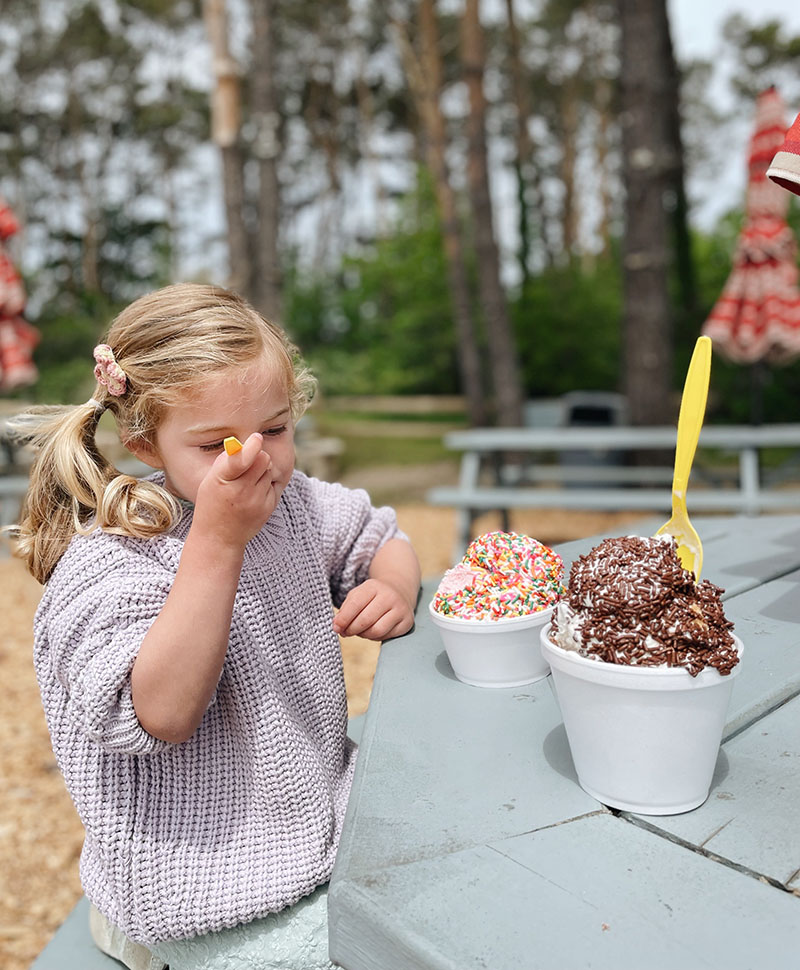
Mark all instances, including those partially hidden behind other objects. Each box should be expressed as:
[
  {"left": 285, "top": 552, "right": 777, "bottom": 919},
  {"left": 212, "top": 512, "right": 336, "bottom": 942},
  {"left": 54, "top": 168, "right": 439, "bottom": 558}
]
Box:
[
  {"left": 333, "top": 578, "right": 416, "bottom": 641},
  {"left": 193, "top": 433, "right": 278, "bottom": 548}
]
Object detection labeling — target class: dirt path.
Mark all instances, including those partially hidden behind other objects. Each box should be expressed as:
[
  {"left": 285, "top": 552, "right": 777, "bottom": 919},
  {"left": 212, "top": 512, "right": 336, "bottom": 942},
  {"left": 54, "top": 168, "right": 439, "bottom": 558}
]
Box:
[{"left": 0, "top": 503, "right": 648, "bottom": 969}]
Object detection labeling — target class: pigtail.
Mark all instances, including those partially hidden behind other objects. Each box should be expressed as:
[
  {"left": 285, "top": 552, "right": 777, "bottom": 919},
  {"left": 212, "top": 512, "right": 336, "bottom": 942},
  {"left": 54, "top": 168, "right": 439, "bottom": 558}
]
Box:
[
  {"left": 9, "top": 401, "right": 179, "bottom": 584},
  {"left": 8, "top": 281, "right": 319, "bottom": 583}
]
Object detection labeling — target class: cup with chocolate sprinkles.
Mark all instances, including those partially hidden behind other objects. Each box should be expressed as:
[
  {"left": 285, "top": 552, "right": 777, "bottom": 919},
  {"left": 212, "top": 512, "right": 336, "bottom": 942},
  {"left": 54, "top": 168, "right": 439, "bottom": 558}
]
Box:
[
  {"left": 429, "top": 531, "right": 565, "bottom": 688},
  {"left": 540, "top": 534, "right": 742, "bottom": 815}
]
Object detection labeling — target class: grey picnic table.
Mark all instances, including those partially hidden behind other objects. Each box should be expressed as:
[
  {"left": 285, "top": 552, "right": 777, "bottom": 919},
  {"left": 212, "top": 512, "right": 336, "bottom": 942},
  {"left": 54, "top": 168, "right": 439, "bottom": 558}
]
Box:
[
  {"left": 327, "top": 513, "right": 800, "bottom": 970},
  {"left": 427, "top": 424, "right": 800, "bottom": 558}
]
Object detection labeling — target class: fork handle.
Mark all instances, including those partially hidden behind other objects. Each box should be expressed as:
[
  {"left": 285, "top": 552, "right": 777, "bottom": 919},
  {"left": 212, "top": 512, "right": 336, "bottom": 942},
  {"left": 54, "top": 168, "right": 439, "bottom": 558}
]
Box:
[{"left": 672, "top": 336, "right": 712, "bottom": 498}]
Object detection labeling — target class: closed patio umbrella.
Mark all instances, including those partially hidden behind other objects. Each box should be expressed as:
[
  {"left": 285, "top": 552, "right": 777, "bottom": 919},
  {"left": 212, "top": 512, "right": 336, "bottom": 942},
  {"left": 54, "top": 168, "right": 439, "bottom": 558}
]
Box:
[
  {"left": 702, "top": 88, "right": 800, "bottom": 371},
  {"left": 767, "top": 107, "right": 800, "bottom": 196},
  {"left": 0, "top": 197, "right": 39, "bottom": 391}
]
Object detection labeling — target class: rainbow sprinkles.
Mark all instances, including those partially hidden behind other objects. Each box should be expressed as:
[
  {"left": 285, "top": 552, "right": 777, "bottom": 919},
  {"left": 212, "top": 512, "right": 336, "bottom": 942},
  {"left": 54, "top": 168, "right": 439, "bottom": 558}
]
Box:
[{"left": 432, "top": 531, "right": 565, "bottom": 621}]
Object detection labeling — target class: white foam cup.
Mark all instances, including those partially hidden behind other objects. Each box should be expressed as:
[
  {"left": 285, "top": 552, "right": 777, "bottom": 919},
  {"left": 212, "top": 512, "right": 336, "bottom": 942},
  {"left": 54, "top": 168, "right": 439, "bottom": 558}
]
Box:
[
  {"left": 428, "top": 602, "right": 555, "bottom": 688},
  {"left": 540, "top": 624, "right": 743, "bottom": 815}
]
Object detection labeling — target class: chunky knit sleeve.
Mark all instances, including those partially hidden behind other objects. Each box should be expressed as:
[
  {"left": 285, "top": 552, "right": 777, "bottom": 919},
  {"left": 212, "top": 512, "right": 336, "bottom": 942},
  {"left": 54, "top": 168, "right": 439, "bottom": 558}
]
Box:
[
  {"left": 292, "top": 474, "right": 407, "bottom": 607},
  {"left": 35, "top": 533, "right": 178, "bottom": 755}
]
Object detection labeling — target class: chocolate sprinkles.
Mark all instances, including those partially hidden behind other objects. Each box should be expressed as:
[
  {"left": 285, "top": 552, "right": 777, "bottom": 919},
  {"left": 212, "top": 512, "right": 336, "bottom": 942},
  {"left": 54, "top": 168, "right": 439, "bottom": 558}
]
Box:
[{"left": 550, "top": 535, "right": 738, "bottom": 676}]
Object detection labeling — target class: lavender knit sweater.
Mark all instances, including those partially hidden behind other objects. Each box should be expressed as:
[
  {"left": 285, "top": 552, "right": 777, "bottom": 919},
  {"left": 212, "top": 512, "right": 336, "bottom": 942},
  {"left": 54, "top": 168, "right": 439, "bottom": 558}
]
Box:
[{"left": 33, "top": 471, "right": 405, "bottom": 946}]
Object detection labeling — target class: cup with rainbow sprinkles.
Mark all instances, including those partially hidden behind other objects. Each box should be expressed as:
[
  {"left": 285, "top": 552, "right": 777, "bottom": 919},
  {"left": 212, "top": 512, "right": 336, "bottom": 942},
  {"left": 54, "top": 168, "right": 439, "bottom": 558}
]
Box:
[{"left": 429, "top": 532, "right": 565, "bottom": 688}]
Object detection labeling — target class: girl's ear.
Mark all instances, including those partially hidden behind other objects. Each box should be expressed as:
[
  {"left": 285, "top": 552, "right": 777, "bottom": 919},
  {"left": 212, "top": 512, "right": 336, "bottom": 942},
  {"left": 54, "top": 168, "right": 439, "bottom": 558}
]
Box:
[{"left": 125, "top": 436, "right": 162, "bottom": 470}]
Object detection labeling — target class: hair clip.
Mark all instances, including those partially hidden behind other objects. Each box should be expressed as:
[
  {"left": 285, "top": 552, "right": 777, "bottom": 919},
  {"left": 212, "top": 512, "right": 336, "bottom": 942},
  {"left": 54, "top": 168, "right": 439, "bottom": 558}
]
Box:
[{"left": 93, "top": 344, "right": 127, "bottom": 396}]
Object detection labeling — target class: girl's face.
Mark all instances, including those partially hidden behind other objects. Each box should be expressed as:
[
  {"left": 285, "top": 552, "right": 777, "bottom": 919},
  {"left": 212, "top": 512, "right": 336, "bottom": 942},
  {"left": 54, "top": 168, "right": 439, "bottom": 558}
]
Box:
[{"left": 135, "top": 356, "right": 296, "bottom": 505}]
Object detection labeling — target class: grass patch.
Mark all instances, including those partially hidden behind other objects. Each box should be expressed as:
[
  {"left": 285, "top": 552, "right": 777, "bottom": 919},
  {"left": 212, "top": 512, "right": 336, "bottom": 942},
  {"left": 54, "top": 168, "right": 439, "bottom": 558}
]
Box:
[
  {"left": 696, "top": 446, "right": 800, "bottom": 471},
  {"left": 313, "top": 408, "right": 457, "bottom": 474},
  {"left": 334, "top": 434, "right": 454, "bottom": 474},
  {"left": 321, "top": 410, "right": 468, "bottom": 425}
]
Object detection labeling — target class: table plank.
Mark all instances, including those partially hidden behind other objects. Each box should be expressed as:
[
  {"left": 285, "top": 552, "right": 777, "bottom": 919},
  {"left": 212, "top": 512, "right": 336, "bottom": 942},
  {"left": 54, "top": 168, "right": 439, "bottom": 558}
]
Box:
[
  {"left": 722, "top": 567, "right": 800, "bottom": 736},
  {"left": 334, "top": 588, "right": 599, "bottom": 880},
  {"left": 31, "top": 897, "right": 119, "bottom": 970},
  {"left": 329, "top": 515, "right": 800, "bottom": 970},
  {"left": 443, "top": 423, "right": 800, "bottom": 450},
  {"left": 331, "top": 813, "right": 800, "bottom": 970},
  {"left": 629, "top": 693, "right": 800, "bottom": 888}
]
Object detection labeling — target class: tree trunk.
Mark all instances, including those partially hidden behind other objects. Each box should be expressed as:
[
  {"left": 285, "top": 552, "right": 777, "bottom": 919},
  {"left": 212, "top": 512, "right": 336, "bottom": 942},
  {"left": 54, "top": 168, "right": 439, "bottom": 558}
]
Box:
[
  {"left": 504, "top": 0, "right": 543, "bottom": 284},
  {"left": 660, "top": 2, "right": 696, "bottom": 318},
  {"left": 617, "top": 0, "right": 674, "bottom": 426},
  {"left": 303, "top": 72, "right": 343, "bottom": 271},
  {"left": 461, "top": 0, "right": 524, "bottom": 427},
  {"left": 560, "top": 77, "right": 579, "bottom": 261},
  {"left": 594, "top": 76, "right": 613, "bottom": 260},
  {"left": 355, "top": 70, "right": 387, "bottom": 237},
  {"left": 395, "top": 1, "right": 487, "bottom": 426},
  {"left": 203, "top": 0, "right": 250, "bottom": 297},
  {"left": 67, "top": 85, "right": 100, "bottom": 292},
  {"left": 249, "top": 0, "right": 282, "bottom": 322}
]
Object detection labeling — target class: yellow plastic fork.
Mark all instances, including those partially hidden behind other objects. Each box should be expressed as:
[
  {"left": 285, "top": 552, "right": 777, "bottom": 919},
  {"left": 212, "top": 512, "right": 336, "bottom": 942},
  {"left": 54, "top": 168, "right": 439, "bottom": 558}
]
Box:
[{"left": 655, "top": 336, "right": 712, "bottom": 580}]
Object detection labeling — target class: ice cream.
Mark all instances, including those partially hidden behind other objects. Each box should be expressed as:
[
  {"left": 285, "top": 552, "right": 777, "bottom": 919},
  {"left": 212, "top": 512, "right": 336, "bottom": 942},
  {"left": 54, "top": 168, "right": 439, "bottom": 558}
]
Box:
[
  {"left": 432, "top": 531, "right": 565, "bottom": 621},
  {"left": 549, "top": 534, "right": 738, "bottom": 676}
]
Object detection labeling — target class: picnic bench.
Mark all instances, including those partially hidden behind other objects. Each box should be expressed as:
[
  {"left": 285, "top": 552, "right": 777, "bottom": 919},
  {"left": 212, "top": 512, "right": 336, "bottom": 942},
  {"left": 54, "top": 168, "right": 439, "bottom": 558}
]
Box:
[
  {"left": 30, "top": 717, "right": 365, "bottom": 969},
  {"left": 427, "top": 423, "right": 800, "bottom": 554},
  {"left": 328, "top": 512, "right": 800, "bottom": 969}
]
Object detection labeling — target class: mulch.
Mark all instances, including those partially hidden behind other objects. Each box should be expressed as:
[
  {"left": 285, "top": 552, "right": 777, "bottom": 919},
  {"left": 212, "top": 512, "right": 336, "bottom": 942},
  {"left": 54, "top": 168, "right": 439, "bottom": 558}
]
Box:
[{"left": 0, "top": 504, "right": 647, "bottom": 970}]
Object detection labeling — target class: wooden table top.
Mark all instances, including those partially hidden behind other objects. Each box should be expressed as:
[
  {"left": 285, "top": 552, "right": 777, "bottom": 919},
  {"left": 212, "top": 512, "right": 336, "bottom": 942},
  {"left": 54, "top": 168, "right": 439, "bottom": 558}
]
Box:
[{"left": 328, "top": 514, "right": 800, "bottom": 970}]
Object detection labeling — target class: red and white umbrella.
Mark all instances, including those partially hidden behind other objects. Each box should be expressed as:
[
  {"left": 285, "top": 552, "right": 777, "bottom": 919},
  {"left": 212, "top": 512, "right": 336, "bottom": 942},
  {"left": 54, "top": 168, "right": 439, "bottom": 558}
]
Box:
[
  {"left": 768, "top": 107, "right": 800, "bottom": 197},
  {"left": 702, "top": 87, "right": 800, "bottom": 365},
  {"left": 0, "top": 197, "right": 39, "bottom": 391}
]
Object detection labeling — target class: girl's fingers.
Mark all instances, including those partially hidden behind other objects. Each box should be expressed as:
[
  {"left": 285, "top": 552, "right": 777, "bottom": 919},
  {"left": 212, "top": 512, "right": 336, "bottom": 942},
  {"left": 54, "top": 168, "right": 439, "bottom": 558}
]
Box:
[
  {"left": 334, "top": 590, "right": 400, "bottom": 639},
  {"left": 333, "top": 586, "right": 374, "bottom": 634},
  {"left": 337, "top": 610, "right": 407, "bottom": 641},
  {"left": 216, "top": 433, "right": 264, "bottom": 481}
]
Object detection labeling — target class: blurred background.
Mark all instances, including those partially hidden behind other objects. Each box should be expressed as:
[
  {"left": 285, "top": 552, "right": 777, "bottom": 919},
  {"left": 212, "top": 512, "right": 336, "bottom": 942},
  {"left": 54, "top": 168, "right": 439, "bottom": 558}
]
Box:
[
  {"left": 1, "top": 1, "right": 800, "bottom": 966},
  {"left": 1, "top": 0, "right": 800, "bottom": 429}
]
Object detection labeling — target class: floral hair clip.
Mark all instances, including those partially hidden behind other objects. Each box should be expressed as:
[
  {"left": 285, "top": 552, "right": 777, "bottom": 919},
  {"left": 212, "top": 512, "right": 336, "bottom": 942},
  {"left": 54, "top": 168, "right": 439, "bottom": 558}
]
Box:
[{"left": 93, "top": 344, "right": 127, "bottom": 396}]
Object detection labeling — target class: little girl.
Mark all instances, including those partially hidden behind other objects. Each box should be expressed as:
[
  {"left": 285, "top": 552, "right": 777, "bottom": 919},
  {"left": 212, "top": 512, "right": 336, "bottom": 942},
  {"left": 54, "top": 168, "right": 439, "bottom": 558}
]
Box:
[{"left": 13, "top": 282, "right": 420, "bottom": 970}]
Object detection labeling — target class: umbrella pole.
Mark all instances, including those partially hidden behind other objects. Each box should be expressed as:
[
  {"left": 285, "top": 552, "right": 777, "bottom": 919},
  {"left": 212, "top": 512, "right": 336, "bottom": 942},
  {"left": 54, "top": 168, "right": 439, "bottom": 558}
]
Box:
[{"left": 749, "top": 360, "right": 766, "bottom": 425}]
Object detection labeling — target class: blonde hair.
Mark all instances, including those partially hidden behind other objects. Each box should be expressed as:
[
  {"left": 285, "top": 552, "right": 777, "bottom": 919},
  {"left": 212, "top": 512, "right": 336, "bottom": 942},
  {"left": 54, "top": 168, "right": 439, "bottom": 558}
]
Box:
[{"left": 11, "top": 283, "right": 316, "bottom": 583}]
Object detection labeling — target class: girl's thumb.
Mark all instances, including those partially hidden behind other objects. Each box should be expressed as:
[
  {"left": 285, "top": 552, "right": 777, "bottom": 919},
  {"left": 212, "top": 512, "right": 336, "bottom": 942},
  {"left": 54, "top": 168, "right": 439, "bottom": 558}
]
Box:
[{"left": 216, "top": 433, "right": 263, "bottom": 480}]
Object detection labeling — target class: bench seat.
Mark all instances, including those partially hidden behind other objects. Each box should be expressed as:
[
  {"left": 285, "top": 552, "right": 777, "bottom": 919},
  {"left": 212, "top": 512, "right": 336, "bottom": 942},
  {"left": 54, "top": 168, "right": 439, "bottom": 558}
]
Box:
[{"left": 30, "top": 897, "right": 117, "bottom": 970}]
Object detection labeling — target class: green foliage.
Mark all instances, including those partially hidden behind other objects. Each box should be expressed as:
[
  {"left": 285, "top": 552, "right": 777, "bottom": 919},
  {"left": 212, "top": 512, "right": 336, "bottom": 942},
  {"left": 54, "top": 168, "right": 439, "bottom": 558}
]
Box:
[
  {"left": 30, "top": 357, "right": 99, "bottom": 405},
  {"left": 0, "top": 0, "right": 208, "bottom": 316},
  {"left": 284, "top": 179, "right": 797, "bottom": 424},
  {"left": 27, "top": 290, "right": 121, "bottom": 404},
  {"left": 284, "top": 171, "right": 459, "bottom": 396},
  {"left": 20, "top": 206, "right": 172, "bottom": 405},
  {"left": 36, "top": 204, "right": 173, "bottom": 303},
  {"left": 512, "top": 256, "right": 623, "bottom": 398}
]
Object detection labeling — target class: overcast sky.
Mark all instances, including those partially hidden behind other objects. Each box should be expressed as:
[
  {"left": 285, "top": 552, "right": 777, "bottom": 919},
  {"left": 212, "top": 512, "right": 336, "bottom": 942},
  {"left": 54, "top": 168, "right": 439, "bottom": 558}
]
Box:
[
  {"left": 670, "top": 0, "right": 800, "bottom": 60},
  {"left": 668, "top": 0, "right": 800, "bottom": 228}
]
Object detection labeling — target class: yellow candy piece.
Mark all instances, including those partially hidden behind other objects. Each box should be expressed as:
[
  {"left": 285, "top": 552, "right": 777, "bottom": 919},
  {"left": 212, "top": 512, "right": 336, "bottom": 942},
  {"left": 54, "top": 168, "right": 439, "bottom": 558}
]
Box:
[{"left": 223, "top": 436, "right": 243, "bottom": 455}]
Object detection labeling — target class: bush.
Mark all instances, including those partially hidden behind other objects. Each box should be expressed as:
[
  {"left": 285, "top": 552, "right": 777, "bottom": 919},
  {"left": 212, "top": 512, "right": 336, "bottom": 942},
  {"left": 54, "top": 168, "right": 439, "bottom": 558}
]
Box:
[{"left": 512, "top": 257, "right": 623, "bottom": 398}]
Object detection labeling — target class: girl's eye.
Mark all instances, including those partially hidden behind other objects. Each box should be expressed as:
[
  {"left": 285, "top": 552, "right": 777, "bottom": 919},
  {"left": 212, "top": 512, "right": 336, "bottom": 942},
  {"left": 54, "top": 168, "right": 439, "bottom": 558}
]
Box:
[{"left": 199, "top": 426, "right": 285, "bottom": 451}]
